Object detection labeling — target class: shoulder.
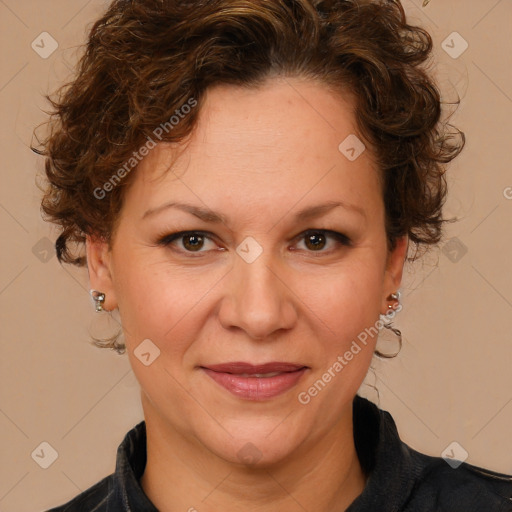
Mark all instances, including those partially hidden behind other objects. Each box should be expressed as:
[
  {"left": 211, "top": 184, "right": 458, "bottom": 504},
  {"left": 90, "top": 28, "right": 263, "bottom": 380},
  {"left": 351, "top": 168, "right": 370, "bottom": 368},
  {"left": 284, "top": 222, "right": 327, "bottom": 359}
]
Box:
[
  {"left": 45, "top": 474, "right": 114, "bottom": 512},
  {"left": 351, "top": 396, "right": 512, "bottom": 512},
  {"left": 405, "top": 447, "right": 512, "bottom": 512}
]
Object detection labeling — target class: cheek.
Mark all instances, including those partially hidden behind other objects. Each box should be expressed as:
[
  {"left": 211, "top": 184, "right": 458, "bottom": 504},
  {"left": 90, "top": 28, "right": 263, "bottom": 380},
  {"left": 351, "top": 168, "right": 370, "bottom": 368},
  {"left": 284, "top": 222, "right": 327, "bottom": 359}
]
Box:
[
  {"left": 329, "top": 276, "right": 381, "bottom": 333},
  {"left": 295, "top": 257, "right": 384, "bottom": 338},
  {"left": 113, "top": 253, "right": 224, "bottom": 348},
  {"left": 302, "top": 261, "right": 385, "bottom": 398},
  {"left": 290, "top": 264, "right": 384, "bottom": 428}
]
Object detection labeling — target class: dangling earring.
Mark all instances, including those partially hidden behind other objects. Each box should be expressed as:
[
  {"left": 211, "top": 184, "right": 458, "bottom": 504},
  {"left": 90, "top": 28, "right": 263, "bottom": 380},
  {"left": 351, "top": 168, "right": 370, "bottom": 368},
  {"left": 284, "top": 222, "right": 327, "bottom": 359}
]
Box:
[
  {"left": 376, "top": 291, "right": 402, "bottom": 358},
  {"left": 90, "top": 290, "right": 106, "bottom": 312}
]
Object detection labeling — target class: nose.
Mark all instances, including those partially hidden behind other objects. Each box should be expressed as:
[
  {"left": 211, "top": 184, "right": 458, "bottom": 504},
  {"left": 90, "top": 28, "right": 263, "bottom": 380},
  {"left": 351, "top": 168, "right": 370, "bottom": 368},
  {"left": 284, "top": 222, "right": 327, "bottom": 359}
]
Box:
[{"left": 218, "top": 253, "right": 298, "bottom": 340}]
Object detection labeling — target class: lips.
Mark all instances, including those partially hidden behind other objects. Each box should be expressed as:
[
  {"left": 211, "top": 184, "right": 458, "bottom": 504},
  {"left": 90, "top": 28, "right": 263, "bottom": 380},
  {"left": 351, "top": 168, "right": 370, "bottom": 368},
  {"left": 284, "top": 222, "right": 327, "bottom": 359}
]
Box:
[
  {"left": 204, "top": 362, "right": 306, "bottom": 374},
  {"left": 201, "top": 362, "right": 308, "bottom": 401}
]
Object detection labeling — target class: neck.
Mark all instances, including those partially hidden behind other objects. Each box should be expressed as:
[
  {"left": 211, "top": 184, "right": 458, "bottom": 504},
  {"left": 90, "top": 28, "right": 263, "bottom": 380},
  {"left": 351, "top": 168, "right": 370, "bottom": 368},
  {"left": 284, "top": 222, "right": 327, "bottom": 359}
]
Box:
[{"left": 139, "top": 396, "right": 366, "bottom": 512}]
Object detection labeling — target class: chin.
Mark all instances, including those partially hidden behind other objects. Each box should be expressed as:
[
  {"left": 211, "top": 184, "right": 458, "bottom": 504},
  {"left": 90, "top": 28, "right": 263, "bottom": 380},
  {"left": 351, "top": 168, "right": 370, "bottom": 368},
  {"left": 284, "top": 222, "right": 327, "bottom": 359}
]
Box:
[{"left": 194, "top": 416, "right": 310, "bottom": 469}]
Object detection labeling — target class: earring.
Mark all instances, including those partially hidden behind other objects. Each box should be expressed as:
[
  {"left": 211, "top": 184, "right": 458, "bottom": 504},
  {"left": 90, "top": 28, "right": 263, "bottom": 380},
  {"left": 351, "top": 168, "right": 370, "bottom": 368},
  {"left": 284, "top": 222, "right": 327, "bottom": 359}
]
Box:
[
  {"left": 376, "top": 290, "right": 403, "bottom": 358},
  {"left": 387, "top": 290, "right": 401, "bottom": 311},
  {"left": 90, "top": 290, "right": 106, "bottom": 312},
  {"left": 376, "top": 323, "right": 403, "bottom": 358}
]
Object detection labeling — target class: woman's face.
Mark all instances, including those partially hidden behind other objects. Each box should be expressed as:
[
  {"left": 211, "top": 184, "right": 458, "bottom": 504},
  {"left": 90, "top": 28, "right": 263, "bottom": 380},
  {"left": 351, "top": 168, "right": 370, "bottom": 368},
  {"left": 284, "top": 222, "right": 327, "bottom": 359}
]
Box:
[{"left": 88, "top": 77, "right": 406, "bottom": 465}]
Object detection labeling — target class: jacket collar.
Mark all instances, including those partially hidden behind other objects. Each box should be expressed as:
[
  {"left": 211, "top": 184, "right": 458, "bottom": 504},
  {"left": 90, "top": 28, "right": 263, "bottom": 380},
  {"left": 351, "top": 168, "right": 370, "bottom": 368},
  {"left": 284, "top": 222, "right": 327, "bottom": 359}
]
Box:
[{"left": 348, "top": 395, "right": 417, "bottom": 511}]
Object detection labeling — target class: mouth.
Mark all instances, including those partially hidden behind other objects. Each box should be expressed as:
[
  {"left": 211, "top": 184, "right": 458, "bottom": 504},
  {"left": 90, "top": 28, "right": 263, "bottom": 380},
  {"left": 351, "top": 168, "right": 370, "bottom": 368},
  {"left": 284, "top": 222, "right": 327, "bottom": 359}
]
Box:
[{"left": 200, "top": 362, "right": 308, "bottom": 401}]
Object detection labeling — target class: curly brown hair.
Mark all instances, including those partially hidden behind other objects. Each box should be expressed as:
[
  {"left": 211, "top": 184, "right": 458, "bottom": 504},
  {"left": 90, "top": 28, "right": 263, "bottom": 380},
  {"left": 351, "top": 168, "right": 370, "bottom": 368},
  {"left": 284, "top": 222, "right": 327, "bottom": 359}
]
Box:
[{"left": 34, "top": 0, "right": 464, "bottom": 266}]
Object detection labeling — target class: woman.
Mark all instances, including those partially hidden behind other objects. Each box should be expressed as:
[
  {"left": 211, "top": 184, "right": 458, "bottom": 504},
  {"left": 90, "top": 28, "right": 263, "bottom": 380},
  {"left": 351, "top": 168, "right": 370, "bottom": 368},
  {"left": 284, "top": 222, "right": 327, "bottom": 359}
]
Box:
[{"left": 35, "top": 0, "right": 512, "bottom": 510}]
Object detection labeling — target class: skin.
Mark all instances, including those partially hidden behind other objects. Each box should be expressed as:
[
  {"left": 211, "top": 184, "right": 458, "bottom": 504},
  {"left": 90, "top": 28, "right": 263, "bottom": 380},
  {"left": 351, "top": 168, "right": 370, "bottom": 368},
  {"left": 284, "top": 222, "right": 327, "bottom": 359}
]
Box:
[{"left": 87, "top": 77, "right": 408, "bottom": 512}]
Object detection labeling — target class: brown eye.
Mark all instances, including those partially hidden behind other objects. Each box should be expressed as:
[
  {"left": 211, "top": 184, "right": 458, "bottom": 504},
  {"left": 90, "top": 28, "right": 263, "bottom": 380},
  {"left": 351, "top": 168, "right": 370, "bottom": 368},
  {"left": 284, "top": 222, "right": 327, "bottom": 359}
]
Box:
[
  {"left": 182, "top": 234, "right": 205, "bottom": 251},
  {"left": 157, "top": 231, "right": 216, "bottom": 254},
  {"left": 304, "top": 232, "right": 327, "bottom": 251},
  {"left": 293, "top": 229, "right": 352, "bottom": 254}
]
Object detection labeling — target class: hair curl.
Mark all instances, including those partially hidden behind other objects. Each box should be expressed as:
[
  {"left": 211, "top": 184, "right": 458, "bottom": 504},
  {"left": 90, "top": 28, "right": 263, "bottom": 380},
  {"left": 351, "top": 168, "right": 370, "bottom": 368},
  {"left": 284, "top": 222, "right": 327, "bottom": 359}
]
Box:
[{"left": 33, "top": 0, "right": 464, "bottom": 351}]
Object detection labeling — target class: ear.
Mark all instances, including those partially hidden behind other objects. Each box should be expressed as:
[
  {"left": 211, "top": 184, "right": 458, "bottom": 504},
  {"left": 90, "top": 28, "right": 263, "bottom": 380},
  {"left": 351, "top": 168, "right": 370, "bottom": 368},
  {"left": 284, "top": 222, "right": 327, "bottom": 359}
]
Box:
[
  {"left": 380, "top": 236, "right": 408, "bottom": 315},
  {"left": 86, "top": 235, "right": 118, "bottom": 311}
]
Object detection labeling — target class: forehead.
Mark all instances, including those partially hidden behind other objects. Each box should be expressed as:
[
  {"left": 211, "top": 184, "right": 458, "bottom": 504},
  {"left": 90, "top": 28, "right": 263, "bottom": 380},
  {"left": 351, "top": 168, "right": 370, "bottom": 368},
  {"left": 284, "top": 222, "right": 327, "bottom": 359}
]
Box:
[{"left": 123, "top": 77, "right": 383, "bottom": 222}]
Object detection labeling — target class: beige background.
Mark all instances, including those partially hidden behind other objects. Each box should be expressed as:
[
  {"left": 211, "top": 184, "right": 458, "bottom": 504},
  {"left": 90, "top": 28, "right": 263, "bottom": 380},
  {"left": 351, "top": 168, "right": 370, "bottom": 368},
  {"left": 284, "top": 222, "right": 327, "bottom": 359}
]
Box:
[{"left": 1, "top": 0, "right": 511, "bottom": 510}]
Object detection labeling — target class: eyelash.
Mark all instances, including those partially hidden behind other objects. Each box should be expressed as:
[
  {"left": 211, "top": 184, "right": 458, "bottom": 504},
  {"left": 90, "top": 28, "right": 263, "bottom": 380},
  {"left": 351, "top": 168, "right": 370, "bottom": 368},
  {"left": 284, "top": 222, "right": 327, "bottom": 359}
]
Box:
[{"left": 156, "top": 229, "right": 352, "bottom": 257}]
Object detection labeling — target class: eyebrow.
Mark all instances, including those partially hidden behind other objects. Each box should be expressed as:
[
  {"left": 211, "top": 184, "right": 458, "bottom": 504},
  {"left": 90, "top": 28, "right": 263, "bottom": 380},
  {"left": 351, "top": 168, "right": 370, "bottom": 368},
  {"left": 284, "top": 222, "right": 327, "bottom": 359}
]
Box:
[{"left": 142, "top": 200, "right": 366, "bottom": 224}]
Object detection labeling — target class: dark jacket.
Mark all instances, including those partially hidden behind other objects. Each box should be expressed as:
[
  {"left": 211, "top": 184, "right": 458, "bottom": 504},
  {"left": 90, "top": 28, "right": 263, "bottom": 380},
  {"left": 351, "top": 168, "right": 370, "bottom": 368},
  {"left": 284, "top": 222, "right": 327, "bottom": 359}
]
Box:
[{"left": 47, "top": 395, "right": 512, "bottom": 511}]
